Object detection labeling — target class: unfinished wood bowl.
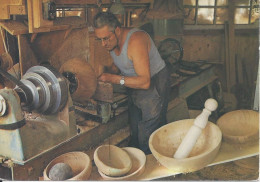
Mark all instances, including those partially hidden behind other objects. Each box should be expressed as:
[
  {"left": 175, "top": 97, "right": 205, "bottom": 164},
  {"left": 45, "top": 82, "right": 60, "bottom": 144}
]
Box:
[
  {"left": 217, "top": 110, "right": 259, "bottom": 144},
  {"left": 98, "top": 147, "right": 146, "bottom": 180},
  {"left": 43, "top": 151, "right": 92, "bottom": 180},
  {"left": 59, "top": 58, "right": 97, "bottom": 104},
  {"left": 149, "top": 119, "right": 222, "bottom": 173},
  {"left": 94, "top": 145, "right": 132, "bottom": 177}
]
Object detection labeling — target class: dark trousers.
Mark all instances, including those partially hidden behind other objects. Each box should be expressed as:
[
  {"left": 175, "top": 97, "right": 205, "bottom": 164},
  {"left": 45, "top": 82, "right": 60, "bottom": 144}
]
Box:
[{"left": 127, "top": 66, "right": 170, "bottom": 154}]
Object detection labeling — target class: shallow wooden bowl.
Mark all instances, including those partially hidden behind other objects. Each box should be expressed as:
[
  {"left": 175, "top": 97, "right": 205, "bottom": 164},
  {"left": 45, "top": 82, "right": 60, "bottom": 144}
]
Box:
[
  {"left": 94, "top": 145, "right": 132, "bottom": 177},
  {"left": 43, "top": 151, "right": 92, "bottom": 180},
  {"left": 217, "top": 110, "right": 259, "bottom": 144},
  {"left": 98, "top": 147, "right": 146, "bottom": 180},
  {"left": 149, "top": 119, "right": 222, "bottom": 173}
]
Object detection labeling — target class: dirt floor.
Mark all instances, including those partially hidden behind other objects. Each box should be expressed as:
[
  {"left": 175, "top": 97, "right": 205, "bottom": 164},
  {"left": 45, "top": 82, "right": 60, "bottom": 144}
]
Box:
[{"left": 154, "top": 156, "right": 259, "bottom": 181}]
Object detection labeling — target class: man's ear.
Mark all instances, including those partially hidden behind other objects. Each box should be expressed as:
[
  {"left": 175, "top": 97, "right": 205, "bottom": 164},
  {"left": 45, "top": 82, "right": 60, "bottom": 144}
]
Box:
[{"left": 114, "top": 26, "right": 120, "bottom": 35}]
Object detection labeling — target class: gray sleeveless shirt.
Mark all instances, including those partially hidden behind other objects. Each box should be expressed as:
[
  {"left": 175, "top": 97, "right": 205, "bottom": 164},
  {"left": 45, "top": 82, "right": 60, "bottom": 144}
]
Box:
[{"left": 110, "top": 28, "right": 165, "bottom": 77}]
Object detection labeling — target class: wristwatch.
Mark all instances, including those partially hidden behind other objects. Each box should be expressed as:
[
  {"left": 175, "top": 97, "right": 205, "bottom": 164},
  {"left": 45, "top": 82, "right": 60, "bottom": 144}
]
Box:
[{"left": 120, "top": 76, "right": 125, "bottom": 85}]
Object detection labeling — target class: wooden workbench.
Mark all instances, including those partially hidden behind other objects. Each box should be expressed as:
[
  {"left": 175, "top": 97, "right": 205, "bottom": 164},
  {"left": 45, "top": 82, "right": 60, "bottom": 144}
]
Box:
[{"left": 89, "top": 140, "right": 259, "bottom": 180}]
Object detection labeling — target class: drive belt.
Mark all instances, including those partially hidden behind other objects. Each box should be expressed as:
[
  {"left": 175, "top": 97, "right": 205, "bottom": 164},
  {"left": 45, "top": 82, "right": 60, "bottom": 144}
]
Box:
[{"left": 0, "top": 119, "right": 26, "bottom": 130}]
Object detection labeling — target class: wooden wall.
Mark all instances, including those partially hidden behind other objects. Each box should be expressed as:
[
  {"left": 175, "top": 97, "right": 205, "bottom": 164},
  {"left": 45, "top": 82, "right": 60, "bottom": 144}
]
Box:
[
  {"left": 154, "top": 29, "right": 259, "bottom": 109},
  {"left": 181, "top": 33, "right": 225, "bottom": 62}
]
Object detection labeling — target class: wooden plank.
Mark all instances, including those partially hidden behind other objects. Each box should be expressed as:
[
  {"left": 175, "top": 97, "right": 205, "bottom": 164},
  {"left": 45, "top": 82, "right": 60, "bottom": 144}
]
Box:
[
  {"left": 30, "top": 0, "right": 53, "bottom": 30},
  {"left": 0, "top": 21, "right": 28, "bottom": 35},
  {"left": 32, "top": 0, "right": 42, "bottom": 28},
  {"left": 17, "top": 34, "right": 38, "bottom": 75},
  {"left": 228, "top": 0, "right": 236, "bottom": 91},
  {"left": 89, "top": 140, "right": 259, "bottom": 181},
  {"left": 27, "top": 0, "right": 34, "bottom": 33},
  {"left": 9, "top": 5, "right": 26, "bottom": 15},
  {"left": 224, "top": 22, "right": 231, "bottom": 92},
  {"left": 1, "top": 0, "right": 24, "bottom": 5},
  {"left": 0, "top": 5, "right": 10, "bottom": 19},
  {"left": 0, "top": 27, "right": 8, "bottom": 52}
]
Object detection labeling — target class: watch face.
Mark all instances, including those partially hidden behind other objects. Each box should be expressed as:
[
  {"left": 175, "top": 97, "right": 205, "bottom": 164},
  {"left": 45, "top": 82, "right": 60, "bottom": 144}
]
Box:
[{"left": 120, "top": 79, "right": 125, "bottom": 85}]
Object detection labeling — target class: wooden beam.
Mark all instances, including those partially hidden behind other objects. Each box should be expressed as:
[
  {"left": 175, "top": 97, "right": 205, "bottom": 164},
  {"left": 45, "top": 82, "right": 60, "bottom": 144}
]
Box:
[
  {"left": 224, "top": 22, "right": 230, "bottom": 92},
  {"left": 9, "top": 5, "right": 27, "bottom": 15},
  {"left": 17, "top": 34, "right": 38, "bottom": 75},
  {"left": 227, "top": 0, "right": 236, "bottom": 91},
  {"left": 0, "top": 5, "right": 10, "bottom": 19},
  {"left": 27, "top": 0, "right": 34, "bottom": 33},
  {"left": 1, "top": 0, "right": 25, "bottom": 5},
  {"left": 0, "top": 21, "right": 28, "bottom": 36},
  {"left": 54, "top": 0, "right": 153, "bottom": 5},
  {"left": 32, "top": 0, "right": 41, "bottom": 28}
]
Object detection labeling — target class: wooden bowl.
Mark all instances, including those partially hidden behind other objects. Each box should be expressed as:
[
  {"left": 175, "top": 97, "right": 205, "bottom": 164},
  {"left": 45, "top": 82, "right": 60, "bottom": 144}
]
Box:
[
  {"left": 217, "top": 110, "right": 259, "bottom": 143},
  {"left": 43, "top": 151, "right": 92, "bottom": 180},
  {"left": 98, "top": 147, "right": 146, "bottom": 180},
  {"left": 94, "top": 145, "right": 132, "bottom": 177},
  {"left": 59, "top": 58, "right": 97, "bottom": 104},
  {"left": 149, "top": 119, "right": 222, "bottom": 173}
]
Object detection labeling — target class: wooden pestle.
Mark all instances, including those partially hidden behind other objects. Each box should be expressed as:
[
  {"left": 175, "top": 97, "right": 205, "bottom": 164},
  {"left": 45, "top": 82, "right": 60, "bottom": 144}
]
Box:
[{"left": 174, "top": 98, "right": 218, "bottom": 159}]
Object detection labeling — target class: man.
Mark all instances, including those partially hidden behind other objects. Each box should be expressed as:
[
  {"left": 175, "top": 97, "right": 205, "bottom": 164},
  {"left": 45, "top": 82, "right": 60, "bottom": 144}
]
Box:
[{"left": 93, "top": 12, "right": 170, "bottom": 154}]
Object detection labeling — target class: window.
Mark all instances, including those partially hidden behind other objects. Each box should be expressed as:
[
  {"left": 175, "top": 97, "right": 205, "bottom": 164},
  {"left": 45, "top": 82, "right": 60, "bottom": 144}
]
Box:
[{"left": 183, "top": 0, "right": 259, "bottom": 25}]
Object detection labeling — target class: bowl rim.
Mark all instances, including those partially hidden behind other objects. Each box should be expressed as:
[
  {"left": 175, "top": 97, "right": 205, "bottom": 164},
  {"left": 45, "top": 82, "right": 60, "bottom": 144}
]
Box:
[
  {"left": 94, "top": 144, "right": 132, "bottom": 177},
  {"left": 149, "top": 119, "right": 222, "bottom": 161},
  {"left": 43, "top": 151, "right": 92, "bottom": 180},
  {"left": 97, "top": 147, "right": 146, "bottom": 180},
  {"left": 216, "top": 110, "right": 259, "bottom": 138}
]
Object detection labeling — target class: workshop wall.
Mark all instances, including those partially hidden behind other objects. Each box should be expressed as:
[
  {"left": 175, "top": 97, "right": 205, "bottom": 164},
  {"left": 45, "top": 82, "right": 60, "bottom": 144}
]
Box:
[
  {"left": 181, "top": 34, "right": 224, "bottom": 62},
  {"left": 153, "top": 28, "right": 258, "bottom": 109}
]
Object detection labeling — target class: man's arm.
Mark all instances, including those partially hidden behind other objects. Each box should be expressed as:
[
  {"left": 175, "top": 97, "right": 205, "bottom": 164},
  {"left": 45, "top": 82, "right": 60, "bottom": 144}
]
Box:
[
  {"left": 98, "top": 31, "right": 151, "bottom": 89},
  {"left": 104, "top": 63, "right": 120, "bottom": 74}
]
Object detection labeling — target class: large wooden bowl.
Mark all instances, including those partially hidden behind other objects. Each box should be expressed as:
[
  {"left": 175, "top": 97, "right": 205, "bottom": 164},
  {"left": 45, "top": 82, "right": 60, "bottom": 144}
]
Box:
[
  {"left": 43, "top": 151, "right": 92, "bottom": 180},
  {"left": 98, "top": 147, "right": 146, "bottom": 180},
  {"left": 94, "top": 145, "right": 132, "bottom": 177},
  {"left": 217, "top": 110, "right": 259, "bottom": 144},
  {"left": 149, "top": 119, "right": 222, "bottom": 173},
  {"left": 59, "top": 58, "right": 97, "bottom": 104}
]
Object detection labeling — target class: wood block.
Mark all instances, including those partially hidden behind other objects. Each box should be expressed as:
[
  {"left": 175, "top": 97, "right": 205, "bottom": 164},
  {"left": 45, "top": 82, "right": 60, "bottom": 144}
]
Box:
[
  {"left": 9, "top": 5, "right": 26, "bottom": 15},
  {"left": 0, "top": 5, "right": 10, "bottom": 19},
  {"left": 92, "top": 82, "right": 113, "bottom": 103}
]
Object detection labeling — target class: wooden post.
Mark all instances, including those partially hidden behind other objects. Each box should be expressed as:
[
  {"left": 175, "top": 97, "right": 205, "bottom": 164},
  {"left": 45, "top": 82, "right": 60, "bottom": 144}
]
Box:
[{"left": 227, "top": 0, "right": 236, "bottom": 92}]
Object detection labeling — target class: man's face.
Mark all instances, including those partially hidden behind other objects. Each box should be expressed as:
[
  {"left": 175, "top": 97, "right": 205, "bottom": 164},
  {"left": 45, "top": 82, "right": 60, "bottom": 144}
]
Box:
[{"left": 95, "top": 25, "right": 117, "bottom": 51}]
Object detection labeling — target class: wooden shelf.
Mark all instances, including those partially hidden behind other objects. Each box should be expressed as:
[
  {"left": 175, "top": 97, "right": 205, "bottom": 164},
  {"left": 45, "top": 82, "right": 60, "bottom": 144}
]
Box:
[
  {"left": 0, "top": 20, "right": 28, "bottom": 35},
  {"left": 89, "top": 140, "right": 259, "bottom": 180},
  {"left": 0, "top": 17, "right": 87, "bottom": 35}
]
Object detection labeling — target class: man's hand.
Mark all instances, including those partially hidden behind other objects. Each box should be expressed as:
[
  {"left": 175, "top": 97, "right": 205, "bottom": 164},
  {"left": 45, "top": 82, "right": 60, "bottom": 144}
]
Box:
[
  {"left": 98, "top": 73, "right": 122, "bottom": 85},
  {"left": 98, "top": 73, "right": 108, "bottom": 82}
]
